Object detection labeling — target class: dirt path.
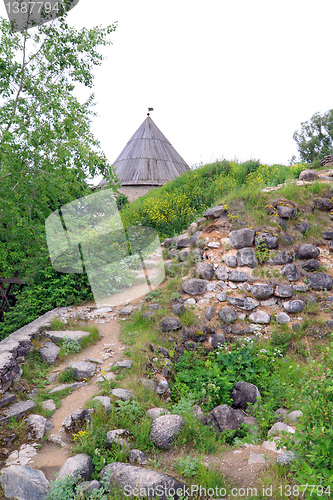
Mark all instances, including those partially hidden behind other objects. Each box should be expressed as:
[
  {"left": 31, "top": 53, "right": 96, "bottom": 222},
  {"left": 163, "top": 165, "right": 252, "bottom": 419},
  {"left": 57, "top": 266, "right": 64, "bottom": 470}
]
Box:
[{"left": 30, "top": 319, "right": 125, "bottom": 480}]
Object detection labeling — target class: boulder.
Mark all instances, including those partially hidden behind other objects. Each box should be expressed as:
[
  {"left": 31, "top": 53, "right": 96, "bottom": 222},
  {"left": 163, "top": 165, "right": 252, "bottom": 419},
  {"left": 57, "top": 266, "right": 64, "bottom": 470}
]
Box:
[
  {"left": 207, "top": 404, "right": 245, "bottom": 433},
  {"left": 322, "top": 231, "right": 333, "bottom": 240},
  {"left": 286, "top": 410, "right": 303, "bottom": 423},
  {"left": 280, "top": 264, "right": 300, "bottom": 282},
  {"left": 276, "top": 205, "right": 297, "bottom": 219},
  {"left": 202, "top": 205, "right": 228, "bottom": 218},
  {"left": 296, "top": 221, "right": 311, "bottom": 234},
  {"left": 205, "top": 306, "right": 214, "bottom": 321},
  {"left": 175, "top": 236, "right": 191, "bottom": 249},
  {"left": 209, "top": 333, "right": 227, "bottom": 348},
  {"left": 227, "top": 297, "right": 259, "bottom": 311},
  {"left": 268, "top": 251, "right": 293, "bottom": 266},
  {"left": 251, "top": 284, "right": 273, "bottom": 300},
  {"left": 26, "top": 415, "right": 53, "bottom": 440},
  {"left": 160, "top": 317, "right": 182, "bottom": 332},
  {"left": 129, "top": 450, "right": 148, "bottom": 465},
  {"left": 45, "top": 330, "right": 90, "bottom": 343},
  {"left": 225, "top": 255, "right": 237, "bottom": 267},
  {"left": 172, "top": 303, "right": 186, "bottom": 316},
  {"left": 218, "top": 307, "right": 238, "bottom": 324},
  {"left": 149, "top": 414, "right": 185, "bottom": 449},
  {"left": 229, "top": 270, "right": 249, "bottom": 282},
  {"left": 58, "top": 454, "right": 92, "bottom": 480},
  {"left": 0, "top": 400, "right": 36, "bottom": 424},
  {"left": 314, "top": 198, "right": 333, "bottom": 211},
  {"left": 230, "top": 381, "right": 260, "bottom": 409},
  {"left": 76, "top": 481, "right": 101, "bottom": 496},
  {"left": 275, "top": 312, "right": 290, "bottom": 324},
  {"left": 236, "top": 248, "right": 258, "bottom": 268},
  {"left": 106, "top": 429, "right": 131, "bottom": 447},
  {"left": 215, "top": 266, "right": 228, "bottom": 281},
  {"left": 249, "top": 311, "right": 270, "bottom": 324},
  {"left": 93, "top": 396, "right": 113, "bottom": 412},
  {"left": 274, "top": 284, "right": 294, "bottom": 298},
  {"left": 307, "top": 272, "right": 333, "bottom": 290},
  {"left": 229, "top": 228, "right": 255, "bottom": 248},
  {"left": 296, "top": 244, "right": 320, "bottom": 260},
  {"left": 194, "top": 262, "right": 214, "bottom": 280},
  {"left": 146, "top": 408, "right": 170, "bottom": 419},
  {"left": 255, "top": 232, "right": 278, "bottom": 249},
  {"left": 268, "top": 422, "right": 295, "bottom": 435},
  {"left": 120, "top": 305, "right": 133, "bottom": 316},
  {"left": 301, "top": 259, "right": 320, "bottom": 272},
  {"left": 65, "top": 361, "right": 96, "bottom": 381},
  {"left": 283, "top": 300, "right": 306, "bottom": 313},
  {"left": 62, "top": 409, "right": 91, "bottom": 432},
  {"left": 178, "top": 249, "right": 190, "bottom": 262},
  {"left": 38, "top": 341, "right": 60, "bottom": 364},
  {"left": 111, "top": 389, "right": 134, "bottom": 402},
  {"left": 0, "top": 465, "right": 49, "bottom": 500},
  {"left": 216, "top": 291, "right": 227, "bottom": 302},
  {"left": 181, "top": 278, "right": 207, "bottom": 295},
  {"left": 101, "top": 463, "right": 187, "bottom": 497},
  {"left": 0, "top": 393, "right": 16, "bottom": 409},
  {"left": 299, "top": 169, "right": 319, "bottom": 181},
  {"left": 274, "top": 408, "right": 288, "bottom": 421}
]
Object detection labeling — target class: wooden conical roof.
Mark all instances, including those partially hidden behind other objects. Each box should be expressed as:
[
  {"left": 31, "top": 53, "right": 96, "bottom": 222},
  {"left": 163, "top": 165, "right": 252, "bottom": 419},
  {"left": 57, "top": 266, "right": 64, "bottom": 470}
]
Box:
[{"left": 106, "top": 116, "right": 190, "bottom": 186}]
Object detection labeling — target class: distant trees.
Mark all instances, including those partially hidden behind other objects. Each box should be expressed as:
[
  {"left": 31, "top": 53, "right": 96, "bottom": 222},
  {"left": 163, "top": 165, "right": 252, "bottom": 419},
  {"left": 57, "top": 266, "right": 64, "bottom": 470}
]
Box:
[{"left": 293, "top": 109, "right": 333, "bottom": 163}]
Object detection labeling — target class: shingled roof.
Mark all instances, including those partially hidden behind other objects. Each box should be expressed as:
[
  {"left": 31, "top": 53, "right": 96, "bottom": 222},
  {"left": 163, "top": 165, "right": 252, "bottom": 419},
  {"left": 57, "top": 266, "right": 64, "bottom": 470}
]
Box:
[{"left": 100, "top": 116, "right": 190, "bottom": 187}]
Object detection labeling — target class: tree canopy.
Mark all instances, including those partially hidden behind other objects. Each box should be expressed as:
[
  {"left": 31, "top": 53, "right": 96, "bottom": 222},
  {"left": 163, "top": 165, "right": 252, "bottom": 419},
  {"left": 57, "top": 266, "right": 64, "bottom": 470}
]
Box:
[
  {"left": 0, "top": 15, "right": 119, "bottom": 336},
  {"left": 293, "top": 109, "right": 333, "bottom": 164}
]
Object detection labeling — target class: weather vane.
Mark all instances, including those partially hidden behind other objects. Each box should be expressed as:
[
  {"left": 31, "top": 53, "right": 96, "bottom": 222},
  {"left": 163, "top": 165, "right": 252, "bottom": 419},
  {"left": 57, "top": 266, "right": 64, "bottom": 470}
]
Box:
[{"left": 147, "top": 107, "right": 154, "bottom": 116}]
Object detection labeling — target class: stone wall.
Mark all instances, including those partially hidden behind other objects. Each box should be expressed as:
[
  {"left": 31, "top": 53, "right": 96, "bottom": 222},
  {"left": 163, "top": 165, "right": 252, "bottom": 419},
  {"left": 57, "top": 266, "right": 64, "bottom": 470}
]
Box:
[{"left": 119, "top": 185, "right": 157, "bottom": 202}]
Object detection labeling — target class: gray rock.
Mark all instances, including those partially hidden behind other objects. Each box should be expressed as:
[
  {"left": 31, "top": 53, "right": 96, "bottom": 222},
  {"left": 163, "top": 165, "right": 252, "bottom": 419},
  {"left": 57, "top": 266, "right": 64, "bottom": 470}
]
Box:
[
  {"left": 120, "top": 305, "right": 134, "bottom": 316},
  {"left": 255, "top": 232, "right": 279, "bottom": 249},
  {"left": 129, "top": 450, "right": 148, "bottom": 465},
  {"left": 114, "top": 359, "right": 133, "bottom": 369},
  {"left": 286, "top": 410, "right": 303, "bottom": 423},
  {"left": 76, "top": 480, "right": 101, "bottom": 496},
  {"left": 146, "top": 408, "right": 170, "bottom": 419},
  {"left": 283, "top": 300, "right": 306, "bottom": 313},
  {"left": 38, "top": 341, "right": 60, "bottom": 364},
  {"left": 275, "top": 312, "right": 290, "bottom": 324},
  {"left": 101, "top": 463, "right": 187, "bottom": 497},
  {"left": 192, "top": 248, "right": 202, "bottom": 261},
  {"left": 230, "top": 228, "right": 255, "bottom": 248},
  {"left": 66, "top": 361, "right": 96, "bottom": 380},
  {"left": 142, "top": 311, "right": 155, "bottom": 320},
  {"left": 307, "top": 272, "right": 333, "bottom": 290},
  {"left": 314, "top": 197, "right": 333, "bottom": 211},
  {"left": 203, "top": 205, "right": 228, "bottom": 218},
  {"left": 299, "top": 169, "right": 319, "bottom": 181},
  {"left": 274, "top": 284, "right": 294, "bottom": 298},
  {"left": 111, "top": 388, "right": 134, "bottom": 401},
  {"left": 236, "top": 248, "right": 258, "bottom": 268},
  {"left": 268, "top": 250, "right": 293, "bottom": 265},
  {"left": 296, "top": 221, "right": 311, "bottom": 234},
  {"left": 93, "top": 396, "right": 112, "bottom": 412},
  {"left": 231, "top": 325, "right": 253, "bottom": 336},
  {"left": 218, "top": 307, "right": 238, "bottom": 324},
  {"left": 106, "top": 429, "right": 131, "bottom": 447},
  {"left": 296, "top": 244, "right": 320, "bottom": 260},
  {"left": 227, "top": 297, "right": 259, "bottom": 311},
  {"left": 178, "top": 249, "right": 190, "bottom": 262},
  {"left": 280, "top": 264, "right": 300, "bottom": 282},
  {"left": 230, "top": 381, "right": 260, "bottom": 409},
  {"left": 26, "top": 414, "right": 53, "bottom": 440},
  {"left": 0, "top": 400, "right": 36, "bottom": 424},
  {"left": 249, "top": 311, "right": 270, "bottom": 324},
  {"left": 156, "top": 379, "right": 169, "bottom": 395},
  {"left": 209, "top": 333, "right": 227, "bottom": 348},
  {"left": 205, "top": 306, "right": 214, "bottom": 321},
  {"left": 0, "top": 465, "right": 49, "bottom": 500},
  {"left": 194, "top": 262, "right": 214, "bottom": 280},
  {"left": 41, "top": 399, "right": 56, "bottom": 412},
  {"left": 62, "top": 409, "right": 91, "bottom": 431},
  {"left": 225, "top": 255, "right": 237, "bottom": 267},
  {"left": 260, "top": 298, "right": 277, "bottom": 307},
  {"left": 147, "top": 303, "right": 160, "bottom": 311},
  {"left": 181, "top": 278, "right": 207, "bottom": 295},
  {"left": 45, "top": 330, "right": 90, "bottom": 343},
  {"left": 268, "top": 422, "right": 295, "bottom": 435},
  {"left": 207, "top": 404, "right": 245, "bottom": 433},
  {"left": 0, "top": 393, "right": 16, "bottom": 409},
  {"left": 277, "top": 451, "right": 296, "bottom": 465},
  {"left": 190, "top": 232, "right": 205, "bottom": 248},
  {"left": 160, "top": 317, "right": 182, "bottom": 332},
  {"left": 274, "top": 408, "right": 288, "bottom": 421},
  {"left": 229, "top": 270, "right": 249, "bottom": 282},
  {"left": 58, "top": 454, "right": 92, "bottom": 480},
  {"left": 150, "top": 414, "right": 185, "bottom": 449},
  {"left": 301, "top": 259, "right": 320, "bottom": 272},
  {"left": 175, "top": 236, "right": 191, "bottom": 248},
  {"left": 192, "top": 405, "right": 206, "bottom": 423},
  {"left": 216, "top": 291, "right": 227, "bottom": 302},
  {"left": 216, "top": 280, "right": 228, "bottom": 290},
  {"left": 276, "top": 205, "right": 297, "bottom": 219},
  {"left": 172, "top": 303, "right": 186, "bottom": 316},
  {"left": 251, "top": 284, "right": 273, "bottom": 300},
  {"left": 48, "top": 381, "right": 87, "bottom": 394},
  {"left": 322, "top": 231, "right": 333, "bottom": 240},
  {"left": 215, "top": 266, "right": 228, "bottom": 280},
  {"left": 140, "top": 378, "right": 157, "bottom": 392}
]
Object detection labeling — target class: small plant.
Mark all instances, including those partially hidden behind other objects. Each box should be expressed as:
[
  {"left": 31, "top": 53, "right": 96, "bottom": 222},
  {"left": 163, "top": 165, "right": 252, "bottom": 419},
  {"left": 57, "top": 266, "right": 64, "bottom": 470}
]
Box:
[
  {"left": 255, "top": 238, "right": 271, "bottom": 264},
  {"left": 61, "top": 336, "right": 81, "bottom": 356},
  {"left": 175, "top": 456, "right": 199, "bottom": 478},
  {"left": 58, "top": 367, "right": 78, "bottom": 383}
]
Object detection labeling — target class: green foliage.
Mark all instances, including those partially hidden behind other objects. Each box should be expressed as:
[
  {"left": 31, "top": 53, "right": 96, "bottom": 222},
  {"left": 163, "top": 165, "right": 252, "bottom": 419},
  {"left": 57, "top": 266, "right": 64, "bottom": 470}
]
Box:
[
  {"left": 255, "top": 238, "right": 271, "bottom": 264},
  {"left": 58, "top": 367, "right": 78, "bottom": 383},
  {"left": 46, "top": 474, "right": 109, "bottom": 499},
  {"left": 293, "top": 109, "right": 333, "bottom": 163},
  {"left": 61, "top": 337, "right": 81, "bottom": 356}
]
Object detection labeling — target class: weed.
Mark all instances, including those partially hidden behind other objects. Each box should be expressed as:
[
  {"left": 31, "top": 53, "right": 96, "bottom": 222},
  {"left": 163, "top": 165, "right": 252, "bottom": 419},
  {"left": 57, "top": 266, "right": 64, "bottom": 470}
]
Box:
[{"left": 58, "top": 367, "right": 78, "bottom": 383}]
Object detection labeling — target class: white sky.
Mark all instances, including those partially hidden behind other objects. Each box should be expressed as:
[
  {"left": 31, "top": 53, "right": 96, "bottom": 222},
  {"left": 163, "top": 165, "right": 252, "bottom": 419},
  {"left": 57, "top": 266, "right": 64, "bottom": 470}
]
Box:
[{"left": 1, "top": 0, "right": 333, "bottom": 170}]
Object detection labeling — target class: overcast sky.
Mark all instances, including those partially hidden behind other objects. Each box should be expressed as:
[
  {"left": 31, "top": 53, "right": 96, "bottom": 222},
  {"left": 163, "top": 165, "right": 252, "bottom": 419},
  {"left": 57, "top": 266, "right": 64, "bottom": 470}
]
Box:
[{"left": 1, "top": 0, "right": 333, "bottom": 170}]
